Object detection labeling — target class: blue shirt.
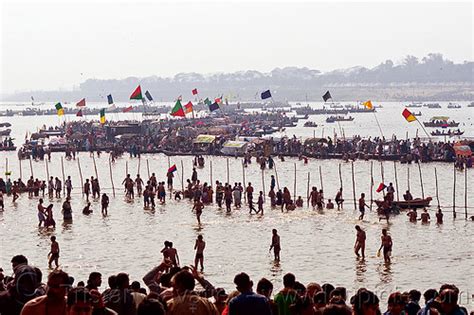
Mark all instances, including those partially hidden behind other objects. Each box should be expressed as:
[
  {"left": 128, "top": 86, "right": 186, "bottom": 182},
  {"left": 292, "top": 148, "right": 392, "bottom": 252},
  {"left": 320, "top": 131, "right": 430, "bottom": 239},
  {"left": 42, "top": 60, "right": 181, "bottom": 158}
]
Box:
[{"left": 228, "top": 292, "right": 272, "bottom": 315}]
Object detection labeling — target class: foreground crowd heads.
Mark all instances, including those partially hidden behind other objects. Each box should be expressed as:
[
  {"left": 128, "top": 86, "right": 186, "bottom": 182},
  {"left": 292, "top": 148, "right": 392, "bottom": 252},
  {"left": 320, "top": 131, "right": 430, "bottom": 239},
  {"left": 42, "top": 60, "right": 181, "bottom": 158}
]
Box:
[{"left": 0, "top": 255, "right": 470, "bottom": 315}]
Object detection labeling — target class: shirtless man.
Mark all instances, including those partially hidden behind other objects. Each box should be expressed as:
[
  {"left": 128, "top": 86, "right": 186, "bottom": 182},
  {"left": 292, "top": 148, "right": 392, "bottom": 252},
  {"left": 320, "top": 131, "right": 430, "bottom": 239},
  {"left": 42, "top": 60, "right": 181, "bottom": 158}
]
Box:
[
  {"left": 37, "top": 198, "right": 46, "bottom": 227},
  {"left": 308, "top": 187, "right": 318, "bottom": 209},
  {"left": 269, "top": 229, "right": 281, "bottom": 261},
  {"left": 83, "top": 179, "right": 91, "bottom": 201},
  {"left": 135, "top": 174, "right": 144, "bottom": 195},
  {"left": 193, "top": 199, "right": 204, "bottom": 225},
  {"left": 354, "top": 225, "right": 366, "bottom": 258},
  {"left": 358, "top": 193, "right": 369, "bottom": 220},
  {"left": 335, "top": 188, "right": 344, "bottom": 209},
  {"left": 48, "top": 236, "right": 60, "bottom": 268},
  {"left": 194, "top": 235, "right": 206, "bottom": 272},
  {"left": 379, "top": 229, "right": 392, "bottom": 263},
  {"left": 420, "top": 208, "right": 430, "bottom": 223},
  {"left": 101, "top": 193, "right": 109, "bottom": 216},
  {"left": 407, "top": 208, "right": 417, "bottom": 222},
  {"left": 436, "top": 208, "right": 443, "bottom": 224}
]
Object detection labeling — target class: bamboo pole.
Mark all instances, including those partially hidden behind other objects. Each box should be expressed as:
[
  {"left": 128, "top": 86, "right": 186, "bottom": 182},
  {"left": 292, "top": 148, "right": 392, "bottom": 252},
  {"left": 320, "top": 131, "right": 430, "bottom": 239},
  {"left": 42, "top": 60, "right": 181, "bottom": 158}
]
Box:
[
  {"left": 417, "top": 162, "right": 424, "bottom": 199},
  {"left": 338, "top": 163, "right": 342, "bottom": 190},
  {"left": 109, "top": 157, "right": 115, "bottom": 197},
  {"left": 274, "top": 162, "right": 280, "bottom": 190},
  {"left": 319, "top": 165, "right": 323, "bottom": 192},
  {"left": 407, "top": 167, "right": 411, "bottom": 192},
  {"left": 60, "top": 157, "right": 66, "bottom": 197},
  {"left": 210, "top": 160, "right": 213, "bottom": 187},
  {"left": 45, "top": 159, "right": 50, "bottom": 181},
  {"left": 307, "top": 172, "right": 310, "bottom": 207},
  {"left": 92, "top": 153, "right": 99, "bottom": 180},
  {"left": 19, "top": 158, "right": 22, "bottom": 181},
  {"left": 125, "top": 161, "right": 129, "bottom": 177},
  {"left": 29, "top": 156, "right": 34, "bottom": 178},
  {"left": 465, "top": 167, "right": 468, "bottom": 219},
  {"left": 434, "top": 167, "right": 440, "bottom": 207},
  {"left": 453, "top": 164, "right": 456, "bottom": 218},
  {"left": 5, "top": 158, "right": 8, "bottom": 180},
  {"left": 242, "top": 160, "right": 247, "bottom": 203},
  {"left": 261, "top": 169, "right": 265, "bottom": 201},
  {"left": 77, "top": 158, "right": 84, "bottom": 197},
  {"left": 180, "top": 160, "right": 184, "bottom": 192},
  {"left": 226, "top": 158, "right": 230, "bottom": 184},
  {"left": 293, "top": 163, "right": 297, "bottom": 200},
  {"left": 370, "top": 161, "right": 374, "bottom": 210},
  {"left": 351, "top": 161, "right": 356, "bottom": 210},
  {"left": 393, "top": 161, "right": 399, "bottom": 202},
  {"left": 146, "top": 159, "right": 150, "bottom": 179},
  {"left": 380, "top": 162, "right": 385, "bottom": 197},
  {"left": 137, "top": 157, "right": 141, "bottom": 176}
]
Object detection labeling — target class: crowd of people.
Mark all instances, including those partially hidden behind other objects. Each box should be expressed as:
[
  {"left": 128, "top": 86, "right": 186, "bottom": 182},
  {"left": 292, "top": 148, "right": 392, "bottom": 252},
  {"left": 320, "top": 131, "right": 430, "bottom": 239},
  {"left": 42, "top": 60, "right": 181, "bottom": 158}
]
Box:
[{"left": 0, "top": 253, "right": 470, "bottom": 315}]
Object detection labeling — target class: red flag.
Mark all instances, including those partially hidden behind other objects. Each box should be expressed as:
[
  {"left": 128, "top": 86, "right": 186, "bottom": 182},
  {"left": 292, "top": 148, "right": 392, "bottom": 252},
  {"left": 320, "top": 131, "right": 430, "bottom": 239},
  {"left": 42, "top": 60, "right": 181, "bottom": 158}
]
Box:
[
  {"left": 76, "top": 109, "right": 83, "bottom": 117},
  {"left": 130, "top": 85, "right": 142, "bottom": 100},
  {"left": 192, "top": 88, "right": 198, "bottom": 95},
  {"left": 184, "top": 101, "right": 193, "bottom": 114},
  {"left": 376, "top": 183, "right": 387, "bottom": 193},
  {"left": 215, "top": 97, "right": 222, "bottom": 104},
  {"left": 122, "top": 106, "right": 133, "bottom": 113},
  {"left": 76, "top": 98, "right": 86, "bottom": 107}
]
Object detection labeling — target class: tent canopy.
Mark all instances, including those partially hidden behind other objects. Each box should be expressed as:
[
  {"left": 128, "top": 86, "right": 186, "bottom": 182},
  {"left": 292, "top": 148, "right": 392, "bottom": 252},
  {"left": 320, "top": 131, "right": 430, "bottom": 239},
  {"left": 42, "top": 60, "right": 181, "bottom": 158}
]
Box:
[
  {"left": 430, "top": 116, "right": 449, "bottom": 121},
  {"left": 223, "top": 141, "right": 247, "bottom": 148},
  {"left": 194, "top": 134, "right": 216, "bottom": 144}
]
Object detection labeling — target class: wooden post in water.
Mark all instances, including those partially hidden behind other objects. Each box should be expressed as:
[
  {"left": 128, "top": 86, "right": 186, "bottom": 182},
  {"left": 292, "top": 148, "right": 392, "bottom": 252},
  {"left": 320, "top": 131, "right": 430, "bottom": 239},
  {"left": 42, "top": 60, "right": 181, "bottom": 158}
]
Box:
[
  {"left": 137, "top": 157, "right": 141, "bottom": 176},
  {"left": 338, "top": 163, "right": 343, "bottom": 190},
  {"left": 351, "top": 161, "right": 356, "bottom": 210},
  {"left": 45, "top": 159, "right": 50, "bottom": 181},
  {"left": 417, "top": 162, "right": 424, "bottom": 199},
  {"left": 125, "top": 161, "right": 129, "bottom": 177},
  {"left": 274, "top": 162, "right": 280, "bottom": 190},
  {"left": 434, "top": 167, "right": 440, "bottom": 208},
  {"left": 29, "top": 157, "right": 34, "bottom": 178},
  {"left": 464, "top": 167, "right": 468, "bottom": 219},
  {"left": 452, "top": 164, "right": 456, "bottom": 218},
  {"left": 370, "top": 161, "right": 374, "bottom": 210},
  {"left": 380, "top": 162, "right": 385, "bottom": 197},
  {"left": 407, "top": 167, "right": 411, "bottom": 192},
  {"left": 307, "top": 172, "right": 310, "bottom": 207},
  {"left": 109, "top": 157, "right": 115, "bottom": 197},
  {"left": 92, "top": 153, "right": 99, "bottom": 180},
  {"left": 60, "top": 157, "right": 66, "bottom": 197},
  {"left": 293, "top": 163, "right": 297, "bottom": 199},
  {"left": 210, "top": 160, "right": 213, "bottom": 187},
  {"left": 226, "top": 158, "right": 230, "bottom": 184},
  {"left": 393, "top": 161, "right": 399, "bottom": 202},
  {"left": 319, "top": 165, "right": 323, "bottom": 191},
  {"left": 261, "top": 169, "right": 266, "bottom": 201},
  {"left": 146, "top": 159, "right": 150, "bottom": 179},
  {"left": 5, "top": 158, "right": 8, "bottom": 180},
  {"left": 19, "top": 158, "right": 22, "bottom": 181},
  {"left": 77, "top": 158, "right": 84, "bottom": 197},
  {"left": 180, "top": 160, "right": 184, "bottom": 192},
  {"left": 242, "top": 160, "right": 247, "bottom": 203}
]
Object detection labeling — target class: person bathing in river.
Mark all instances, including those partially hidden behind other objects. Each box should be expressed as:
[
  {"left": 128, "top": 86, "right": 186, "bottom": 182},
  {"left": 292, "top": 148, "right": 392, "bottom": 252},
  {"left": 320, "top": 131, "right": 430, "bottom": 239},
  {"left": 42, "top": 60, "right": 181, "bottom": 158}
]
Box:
[
  {"left": 354, "top": 225, "right": 366, "bottom": 259},
  {"left": 335, "top": 188, "right": 344, "bottom": 209},
  {"left": 420, "top": 208, "right": 430, "bottom": 223},
  {"left": 379, "top": 229, "right": 393, "bottom": 263},
  {"left": 358, "top": 193, "right": 369, "bottom": 220},
  {"left": 407, "top": 208, "right": 417, "bottom": 222}
]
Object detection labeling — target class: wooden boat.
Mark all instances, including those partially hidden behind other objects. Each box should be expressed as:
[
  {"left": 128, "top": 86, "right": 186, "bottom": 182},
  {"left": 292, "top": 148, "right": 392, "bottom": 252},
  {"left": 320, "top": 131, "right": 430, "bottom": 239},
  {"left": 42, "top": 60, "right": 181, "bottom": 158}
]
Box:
[
  {"left": 423, "top": 103, "right": 441, "bottom": 108},
  {"left": 447, "top": 103, "right": 461, "bottom": 109},
  {"left": 423, "top": 117, "right": 459, "bottom": 128},
  {"left": 431, "top": 129, "right": 464, "bottom": 136},
  {"left": 406, "top": 102, "right": 423, "bottom": 108},
  {"left": 326, "top": 116, "right": 354, "bottom": 123},
  {"left": 413, "top": 112, "right": 422, "bottom": 116},
  {"left": 0, "top": 128, "right": 11, "bottom": 136},
  {"left": 375, "top": 197, "right": 432, "bottom": 209},
  {"left": 304, "top": 121, "right": 318, "bottom": 127},
  {"left": 468, "top": 102, "right": 474, "bottom": 108}
]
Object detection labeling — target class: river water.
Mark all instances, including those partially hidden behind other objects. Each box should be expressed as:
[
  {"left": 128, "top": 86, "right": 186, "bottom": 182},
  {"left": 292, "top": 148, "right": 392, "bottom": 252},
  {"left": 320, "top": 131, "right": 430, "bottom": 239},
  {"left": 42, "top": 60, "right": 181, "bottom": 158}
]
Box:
[{"left": 0, "top": 102, "right": 473, "bottom": 308}]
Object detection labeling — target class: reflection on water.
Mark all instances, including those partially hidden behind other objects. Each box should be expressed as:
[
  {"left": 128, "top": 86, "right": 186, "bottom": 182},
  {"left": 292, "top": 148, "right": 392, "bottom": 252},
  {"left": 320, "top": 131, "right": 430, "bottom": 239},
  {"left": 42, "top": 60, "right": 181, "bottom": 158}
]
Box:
[{"left": 0, "top": 151, "right": 473, "bottom": 306}]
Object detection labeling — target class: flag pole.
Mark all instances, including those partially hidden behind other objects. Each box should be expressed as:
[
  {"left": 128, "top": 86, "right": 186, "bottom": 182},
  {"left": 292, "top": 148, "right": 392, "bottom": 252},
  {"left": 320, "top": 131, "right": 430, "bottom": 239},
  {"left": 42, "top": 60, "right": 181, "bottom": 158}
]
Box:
[
  {"left": 415, "top": 118, "right": 431, "bottom": 139},
  {"left": 372, "top": 112, "right": 384, "bottom": 139}
]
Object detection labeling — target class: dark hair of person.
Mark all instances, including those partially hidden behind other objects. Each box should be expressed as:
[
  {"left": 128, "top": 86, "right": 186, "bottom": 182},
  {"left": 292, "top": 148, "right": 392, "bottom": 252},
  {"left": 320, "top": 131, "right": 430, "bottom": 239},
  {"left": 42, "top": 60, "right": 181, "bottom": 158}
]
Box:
[
  {"left": 256, "top": 278, "right": 273, "bottom": 296},
  {"left": 350, "top": 289, "right": 380, "bottom": 315},
  {"left": 11, "top": 255, "right": 28, "bottom": 266},
  {"left": 67, "top": 287, "right": 92, "bottom": 306},
  {"left": 137, "top": 297, "right": 165, "bottom": 315},
  {"left": 323, "top": 304, "right": 352, "bottom": 315},
  {"left": 283, "top": 273, "right": 296, "bottom": 288},
  {"left": 173, "top": 270, "right": 195, "bottom": 291}
]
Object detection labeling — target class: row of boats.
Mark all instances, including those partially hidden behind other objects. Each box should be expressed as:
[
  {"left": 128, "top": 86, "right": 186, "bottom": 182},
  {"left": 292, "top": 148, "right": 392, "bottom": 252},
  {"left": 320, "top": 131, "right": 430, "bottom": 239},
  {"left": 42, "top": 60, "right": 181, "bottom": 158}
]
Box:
[{"left": 406, "top": 102, "right": 473, "bottom": 109}]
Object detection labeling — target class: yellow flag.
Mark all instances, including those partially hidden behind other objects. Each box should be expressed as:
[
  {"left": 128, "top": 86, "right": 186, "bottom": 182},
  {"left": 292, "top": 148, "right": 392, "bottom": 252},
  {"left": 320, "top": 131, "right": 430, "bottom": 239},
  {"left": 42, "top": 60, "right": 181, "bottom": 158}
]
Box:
[{"left": 363, "top": 100, "right": 373, "bottom": 110}]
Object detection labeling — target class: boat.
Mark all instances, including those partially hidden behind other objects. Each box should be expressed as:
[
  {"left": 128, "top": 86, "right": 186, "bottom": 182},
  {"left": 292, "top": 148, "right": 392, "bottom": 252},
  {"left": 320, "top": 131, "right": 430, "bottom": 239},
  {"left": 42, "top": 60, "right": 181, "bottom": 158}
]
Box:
[
  {"left": 423, "top": 103, "right": 441, "bottom": 109},
  {"left": 0, "top": 128, "right": 11, "bottom": 136},
  {"left": 431, "top": 129, "right": 464, "bottom": 137},
  {"left": 413, "top": 112, "right": 422, "bottom": 117},
  {"left": 423, "top": 117, "right": 459, "bottom": 128},
  {"left": 294, "top": 107, "right": 349, "bottom": 115},
  {"left": 304, "top": 121, "right": 318, "bottom": 127},
  {"left": 327, "top": 102, "right": 344, "bottom": 109},
  {"left": 375, "top": 197, "right": 432, "bottom": 209},
  {"left": 406, "top": 102, "right": 423, "bottom": 108},
  {"left": 326, "top": 116, "right": 354, "bottom": 123},
  {"left": 447, "top": 102, "right": 461, "bottom": 109},
  {"left": 346, "top": 105, "right": 375, "bottom": 113},
  {"left": 467, "top": 102, "right": 474, "bottom": 108}
]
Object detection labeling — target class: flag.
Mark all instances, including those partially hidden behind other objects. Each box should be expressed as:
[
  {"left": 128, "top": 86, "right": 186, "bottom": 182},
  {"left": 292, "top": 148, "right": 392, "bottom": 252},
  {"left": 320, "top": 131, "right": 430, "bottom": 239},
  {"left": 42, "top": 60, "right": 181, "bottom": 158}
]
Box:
[
  {"left": 31, "top": 96, "right": 34, "bottom": 101},
  {"left": 192, "top": 88, "right": 198, "bottom": 95},
  {"left": 76, "top": 98, "right": 86, "bottom": 107},
  {"left": 5, "top": 171, "right": 11, "bottom": 176},
  {"left": 55, "top": 103, "right": 64, "bottom": 116},
  {"left": 99, "top": 109, "right": 106, "bottom": 124},
  {"left": 376, "top": 183, "right": 387, "bottom": 193},
  {"left": 76, "top": 109, "right": 83, "bottom": 117},
  {"left": 168, "top": 164, "right": 177, "bottom": 173},
  {"left": 204, "top": 98, "right": 212, "bottom": 106},
  {"left": 184, "top": 101, "right": 193, "bottom": 114},
  {"left": 322, "top": 91, "right": 332, "bottom": 102},
  {"left": 402, "top": 108, "right": 416, "bottom": 122},
  {"left": 215, "top": 97, "right": 222, "bottom": 104},
  {"left": 170, "top": 100, "right": 185, "bottom": 117},
  {"left": 209, "top": 102, "right": 220, "bottom": 112},
  {"left": 122, "top": 106, "right": 133, "bottom": 113},
  {"left": 261, "top": 90, "right": 272, "bottom": 100},
  {"left": 130, "top": 85, "right": 142, "bottom": 100},
  {"left": 145, "top": 90, "right": 153, "bottom": 101},
  {"left": 363, "top": 100, "right": 373, "bottom": 110},
  {"left": 107, "top": 94, "right": 114, "bottom": 105}
]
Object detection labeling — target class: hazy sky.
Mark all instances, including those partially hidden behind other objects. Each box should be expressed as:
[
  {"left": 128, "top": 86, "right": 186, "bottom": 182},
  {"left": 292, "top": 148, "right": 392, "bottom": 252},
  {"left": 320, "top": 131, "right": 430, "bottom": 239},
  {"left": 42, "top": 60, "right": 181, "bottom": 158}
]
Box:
[{"left": 1, "top": 0, "right": 472, "bottom": 94}]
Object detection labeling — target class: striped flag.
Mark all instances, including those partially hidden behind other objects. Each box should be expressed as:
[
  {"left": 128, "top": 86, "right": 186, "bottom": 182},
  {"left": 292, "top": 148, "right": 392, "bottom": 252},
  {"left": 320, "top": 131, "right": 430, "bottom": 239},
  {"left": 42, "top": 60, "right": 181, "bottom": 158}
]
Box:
[
  {"left": 76, "top": 98, "right": 86, "bottom": 107},
  {"left": 123, "top": 106, "right": 133, "bottom": 113},
  {"left": 55, "top": 103, "right": 64, "bottom": 116}
]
